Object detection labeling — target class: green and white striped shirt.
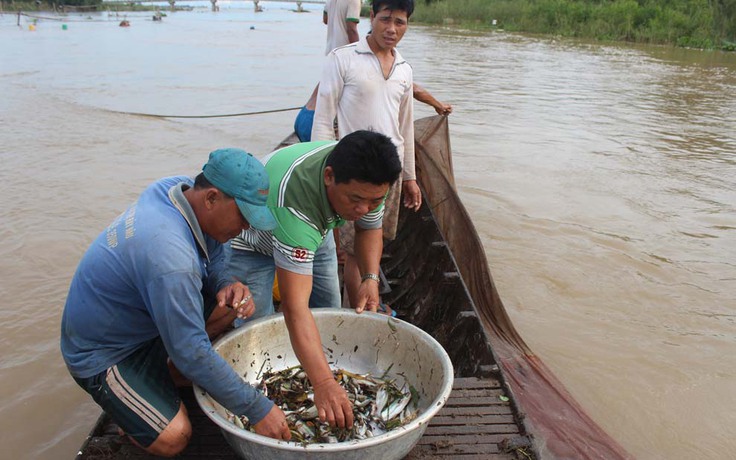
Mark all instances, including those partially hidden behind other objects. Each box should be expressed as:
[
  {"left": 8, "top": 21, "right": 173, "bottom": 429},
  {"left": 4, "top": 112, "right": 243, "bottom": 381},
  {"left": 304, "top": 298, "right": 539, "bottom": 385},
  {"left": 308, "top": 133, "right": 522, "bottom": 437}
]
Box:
[{"left": 231, "top": 141, "right": 384, "bottom": 275}]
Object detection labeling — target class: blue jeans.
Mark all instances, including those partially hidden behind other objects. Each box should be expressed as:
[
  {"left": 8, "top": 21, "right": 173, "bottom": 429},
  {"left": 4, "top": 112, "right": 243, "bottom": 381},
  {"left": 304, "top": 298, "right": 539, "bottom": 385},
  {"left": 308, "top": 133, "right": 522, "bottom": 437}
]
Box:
[{"left": 226, "top": 235, "right": 341, "bottom": 327}]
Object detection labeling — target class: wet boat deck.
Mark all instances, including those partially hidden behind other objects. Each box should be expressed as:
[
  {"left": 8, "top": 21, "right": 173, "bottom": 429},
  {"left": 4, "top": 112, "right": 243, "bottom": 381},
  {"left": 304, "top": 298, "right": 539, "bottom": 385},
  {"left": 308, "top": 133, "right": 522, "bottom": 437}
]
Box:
[{"left": 77, "top": 377, "right": 529, "bottom": 460}]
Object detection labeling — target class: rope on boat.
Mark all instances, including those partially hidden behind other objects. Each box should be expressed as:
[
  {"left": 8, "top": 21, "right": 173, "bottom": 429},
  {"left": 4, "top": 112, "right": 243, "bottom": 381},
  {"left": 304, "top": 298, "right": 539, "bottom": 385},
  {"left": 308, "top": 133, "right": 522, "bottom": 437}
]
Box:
[
  {"left": 17, "top": 12, "right": 65, "bottom": 21},
  {"left": 106, "top": 106, "right": 302, "bottom": 119},
  {"left": 16, "top": 12, "right": 108, "bottom": 22}
]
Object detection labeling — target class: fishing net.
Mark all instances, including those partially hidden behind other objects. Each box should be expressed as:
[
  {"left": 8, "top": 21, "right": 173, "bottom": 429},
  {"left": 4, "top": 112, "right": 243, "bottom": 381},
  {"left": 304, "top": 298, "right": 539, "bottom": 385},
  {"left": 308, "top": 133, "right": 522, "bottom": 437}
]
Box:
[{"left": 414, "top": 116, "right": 632, "bottom": 460}]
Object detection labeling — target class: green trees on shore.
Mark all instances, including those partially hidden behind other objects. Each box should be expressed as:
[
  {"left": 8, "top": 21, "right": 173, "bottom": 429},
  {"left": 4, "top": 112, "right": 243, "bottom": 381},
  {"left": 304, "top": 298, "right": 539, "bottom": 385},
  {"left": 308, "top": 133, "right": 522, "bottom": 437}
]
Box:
[
  {"left": 6, "top": 0, "right": 733, "bottom": 49},
  {"left": 3, "top": 0, "right": 103, "bottom": 10},
  {"left": 414, "top": 0, "right": 736, "bottom": 50},
  {"left": 68, "top": 0, "right": 103, "bottom": 6}
]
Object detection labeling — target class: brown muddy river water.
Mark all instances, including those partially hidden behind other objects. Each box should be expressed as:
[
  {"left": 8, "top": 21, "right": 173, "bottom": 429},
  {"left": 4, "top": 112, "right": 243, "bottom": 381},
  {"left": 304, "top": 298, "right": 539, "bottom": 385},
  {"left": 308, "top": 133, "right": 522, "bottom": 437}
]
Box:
[{"left": 1, "top": 3, "right": 734, "bottom": 459}]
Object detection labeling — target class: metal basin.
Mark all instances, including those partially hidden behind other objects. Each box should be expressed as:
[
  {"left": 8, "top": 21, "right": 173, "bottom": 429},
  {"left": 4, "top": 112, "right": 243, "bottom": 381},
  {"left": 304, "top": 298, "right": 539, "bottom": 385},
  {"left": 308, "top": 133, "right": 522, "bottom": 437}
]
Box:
[{"left": 194, "top": 309, "right": 454, "bottom": 460}]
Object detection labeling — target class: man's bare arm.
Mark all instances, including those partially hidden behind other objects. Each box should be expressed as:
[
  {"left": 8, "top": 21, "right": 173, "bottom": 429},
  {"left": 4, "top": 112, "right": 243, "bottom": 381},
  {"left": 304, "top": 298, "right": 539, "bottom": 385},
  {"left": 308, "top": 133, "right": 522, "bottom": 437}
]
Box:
[
  {"left": 276, "top": 267, "right": 354, "bottom": 428},
  {"left": 346, "top": 20, "right": 359, "bottom": 43},
  {"left": 352, "top": 227, "right": 383, "bottom": 313},
  {"left": 413, "top": 83, "right": 453, "bottom": 116}
]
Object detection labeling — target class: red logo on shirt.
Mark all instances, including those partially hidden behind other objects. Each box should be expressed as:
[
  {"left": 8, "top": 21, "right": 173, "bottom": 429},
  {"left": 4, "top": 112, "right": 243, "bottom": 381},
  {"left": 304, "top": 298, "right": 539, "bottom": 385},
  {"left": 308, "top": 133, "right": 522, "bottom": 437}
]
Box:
[{"left": 292, "top": 248, "right": 308, "bottom": 261}]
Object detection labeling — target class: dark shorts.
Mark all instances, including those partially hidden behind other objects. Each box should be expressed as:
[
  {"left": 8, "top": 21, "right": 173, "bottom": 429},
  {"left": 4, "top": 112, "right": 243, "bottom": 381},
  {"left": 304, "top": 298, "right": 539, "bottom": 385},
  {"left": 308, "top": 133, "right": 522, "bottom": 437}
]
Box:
[
  {"left": 73, "top": 338, "right": 179, "bottom": 448},
  {"left": 294, "top": 106, "right": 315, "bottom": 142},
  {"left": 72, "top": 295, "right": 217, "bottom": 447}
]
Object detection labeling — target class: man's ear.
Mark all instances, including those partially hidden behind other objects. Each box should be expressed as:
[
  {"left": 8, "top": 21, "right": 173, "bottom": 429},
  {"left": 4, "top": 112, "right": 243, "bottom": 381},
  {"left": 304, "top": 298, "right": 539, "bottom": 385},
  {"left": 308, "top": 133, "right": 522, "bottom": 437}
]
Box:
[
  {"left": 204, "top": 188, "right": 219, "bottom": 209},
  {"left": 324, "top": 166, "right": 335, "bottom": 187}
]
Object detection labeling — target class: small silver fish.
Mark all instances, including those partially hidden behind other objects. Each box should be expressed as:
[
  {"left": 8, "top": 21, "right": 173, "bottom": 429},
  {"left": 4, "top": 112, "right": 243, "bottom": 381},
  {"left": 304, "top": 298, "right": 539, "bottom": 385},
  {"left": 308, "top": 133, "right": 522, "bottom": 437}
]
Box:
[{"left": 230, "top": 364, "right": 418, "bottom": 443}]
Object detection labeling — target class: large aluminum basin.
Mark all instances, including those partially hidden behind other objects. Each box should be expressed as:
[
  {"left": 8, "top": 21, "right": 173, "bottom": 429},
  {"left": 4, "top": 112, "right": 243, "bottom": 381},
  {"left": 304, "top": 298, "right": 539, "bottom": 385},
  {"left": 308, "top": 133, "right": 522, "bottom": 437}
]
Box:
[{"left": 194, "top": 309, "right": 454, "bottom": 460}]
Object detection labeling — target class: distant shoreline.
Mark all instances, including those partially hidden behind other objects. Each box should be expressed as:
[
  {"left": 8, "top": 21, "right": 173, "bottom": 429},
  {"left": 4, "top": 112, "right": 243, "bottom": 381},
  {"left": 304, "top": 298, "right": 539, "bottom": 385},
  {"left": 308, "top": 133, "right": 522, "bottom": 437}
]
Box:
[
  {"left": 6, "top": 0, "right": 734, "bottom": 52},
  {"left": 413, "top": 0, "right": 736, "bottom": 51}
]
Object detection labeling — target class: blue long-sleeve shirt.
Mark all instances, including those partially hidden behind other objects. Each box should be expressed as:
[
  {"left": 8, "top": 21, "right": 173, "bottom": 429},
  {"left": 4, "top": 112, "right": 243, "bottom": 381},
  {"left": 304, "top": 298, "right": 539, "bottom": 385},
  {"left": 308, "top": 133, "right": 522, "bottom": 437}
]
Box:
[{"left": 61, "top": 176, "right": 272, "bottom": 424}]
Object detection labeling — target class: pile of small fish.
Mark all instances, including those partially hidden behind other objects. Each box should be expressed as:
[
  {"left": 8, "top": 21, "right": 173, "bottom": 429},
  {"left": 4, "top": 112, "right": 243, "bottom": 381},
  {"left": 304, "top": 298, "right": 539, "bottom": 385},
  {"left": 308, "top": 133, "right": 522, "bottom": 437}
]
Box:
[{"left": 228, "top": 365, "right": 419, "bottom": 443}]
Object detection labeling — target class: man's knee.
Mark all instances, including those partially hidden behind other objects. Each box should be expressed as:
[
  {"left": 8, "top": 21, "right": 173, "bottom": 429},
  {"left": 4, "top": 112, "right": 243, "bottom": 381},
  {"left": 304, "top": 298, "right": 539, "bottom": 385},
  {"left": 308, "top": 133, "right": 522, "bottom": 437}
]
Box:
[{"left": 145, "top": 404, "right": 192, "bottom": 457}]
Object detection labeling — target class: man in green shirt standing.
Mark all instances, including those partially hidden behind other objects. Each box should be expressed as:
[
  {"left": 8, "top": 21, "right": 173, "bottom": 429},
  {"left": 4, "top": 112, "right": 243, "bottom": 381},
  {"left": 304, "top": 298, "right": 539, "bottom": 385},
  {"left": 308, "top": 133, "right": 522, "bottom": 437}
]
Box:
[{"left": 227, "top": 130, "right": 402, "bottom": 428}]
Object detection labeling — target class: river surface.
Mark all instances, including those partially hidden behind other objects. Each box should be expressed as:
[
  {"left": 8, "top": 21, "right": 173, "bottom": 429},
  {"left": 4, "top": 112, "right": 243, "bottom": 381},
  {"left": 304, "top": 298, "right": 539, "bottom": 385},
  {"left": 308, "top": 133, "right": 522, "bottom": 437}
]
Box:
[{"left": 1, "top": 3, "right": 734, "bottom": 459}]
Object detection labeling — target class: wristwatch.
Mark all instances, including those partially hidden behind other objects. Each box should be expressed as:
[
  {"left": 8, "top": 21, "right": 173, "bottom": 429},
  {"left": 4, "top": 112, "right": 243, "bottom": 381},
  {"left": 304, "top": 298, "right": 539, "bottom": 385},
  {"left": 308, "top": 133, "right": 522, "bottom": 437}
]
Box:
[{"left": 361, "top": 273, "right": 380, "bottom": 283}]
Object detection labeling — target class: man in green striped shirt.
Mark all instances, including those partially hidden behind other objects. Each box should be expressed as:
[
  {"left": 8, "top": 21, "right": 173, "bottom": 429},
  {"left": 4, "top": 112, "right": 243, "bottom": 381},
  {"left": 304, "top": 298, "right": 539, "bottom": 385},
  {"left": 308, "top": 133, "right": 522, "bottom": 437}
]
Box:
[{"left": 227, "top": 130, "right": 402, "bottom": 428}]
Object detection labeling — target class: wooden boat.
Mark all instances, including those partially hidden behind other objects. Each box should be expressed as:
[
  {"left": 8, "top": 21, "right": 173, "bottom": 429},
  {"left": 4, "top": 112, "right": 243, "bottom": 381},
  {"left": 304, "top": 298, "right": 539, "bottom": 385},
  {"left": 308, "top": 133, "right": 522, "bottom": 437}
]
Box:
[{"left": 75, "top": 116, "right": 630, "bottom": 459}]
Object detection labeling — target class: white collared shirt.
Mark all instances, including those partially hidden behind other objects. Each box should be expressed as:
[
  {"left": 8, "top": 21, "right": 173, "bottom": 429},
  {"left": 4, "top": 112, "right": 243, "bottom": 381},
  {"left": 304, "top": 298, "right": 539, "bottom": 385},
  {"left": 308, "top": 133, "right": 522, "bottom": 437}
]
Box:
[{"left": 312, "top": 36, "right": 416, "bottom": 181}]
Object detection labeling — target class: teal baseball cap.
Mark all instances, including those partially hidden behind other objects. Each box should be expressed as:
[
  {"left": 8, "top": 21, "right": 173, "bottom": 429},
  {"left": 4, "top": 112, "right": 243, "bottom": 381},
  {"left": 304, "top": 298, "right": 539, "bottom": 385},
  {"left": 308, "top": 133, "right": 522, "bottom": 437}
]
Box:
[{"left": 202, "top": 148, "right": 276, "bottom": 231}]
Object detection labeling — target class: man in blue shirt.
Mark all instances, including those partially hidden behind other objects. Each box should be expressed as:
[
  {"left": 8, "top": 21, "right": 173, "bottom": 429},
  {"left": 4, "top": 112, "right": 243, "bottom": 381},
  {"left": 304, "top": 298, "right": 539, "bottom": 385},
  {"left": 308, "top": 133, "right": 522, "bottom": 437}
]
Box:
[{"left": 60, "top": 148, "right": 292, "bottom": 456}]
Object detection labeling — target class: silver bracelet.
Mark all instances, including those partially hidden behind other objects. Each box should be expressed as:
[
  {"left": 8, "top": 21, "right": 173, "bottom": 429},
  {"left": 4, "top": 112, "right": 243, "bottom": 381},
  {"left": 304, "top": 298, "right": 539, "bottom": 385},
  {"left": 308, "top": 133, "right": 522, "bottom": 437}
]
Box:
[{"left": 361, "top": 273, "right": 380, "bottom": 283}]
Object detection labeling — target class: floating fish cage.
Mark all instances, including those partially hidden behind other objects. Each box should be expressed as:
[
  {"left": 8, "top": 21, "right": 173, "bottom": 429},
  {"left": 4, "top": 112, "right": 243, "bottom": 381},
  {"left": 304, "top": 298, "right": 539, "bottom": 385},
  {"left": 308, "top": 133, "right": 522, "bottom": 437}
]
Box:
[{"left": 194, "top": 309, "right": 454, "bottom": 460}]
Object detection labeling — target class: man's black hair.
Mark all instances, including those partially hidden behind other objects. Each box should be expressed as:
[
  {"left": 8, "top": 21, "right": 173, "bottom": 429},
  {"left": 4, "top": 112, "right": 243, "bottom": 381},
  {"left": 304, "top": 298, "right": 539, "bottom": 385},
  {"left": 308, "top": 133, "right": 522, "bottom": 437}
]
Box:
[
  {"left": 372, "top": 0, "right": 414, "bottom": 18},
  {"left": 326, "top": 130, "right": 402, "bottom": 186},
  {"left": 193, "top": 173, "right": 213, "bottom": 189},
  {"left": 193, "top": 173, "right": 233, "bottom": 199}
]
